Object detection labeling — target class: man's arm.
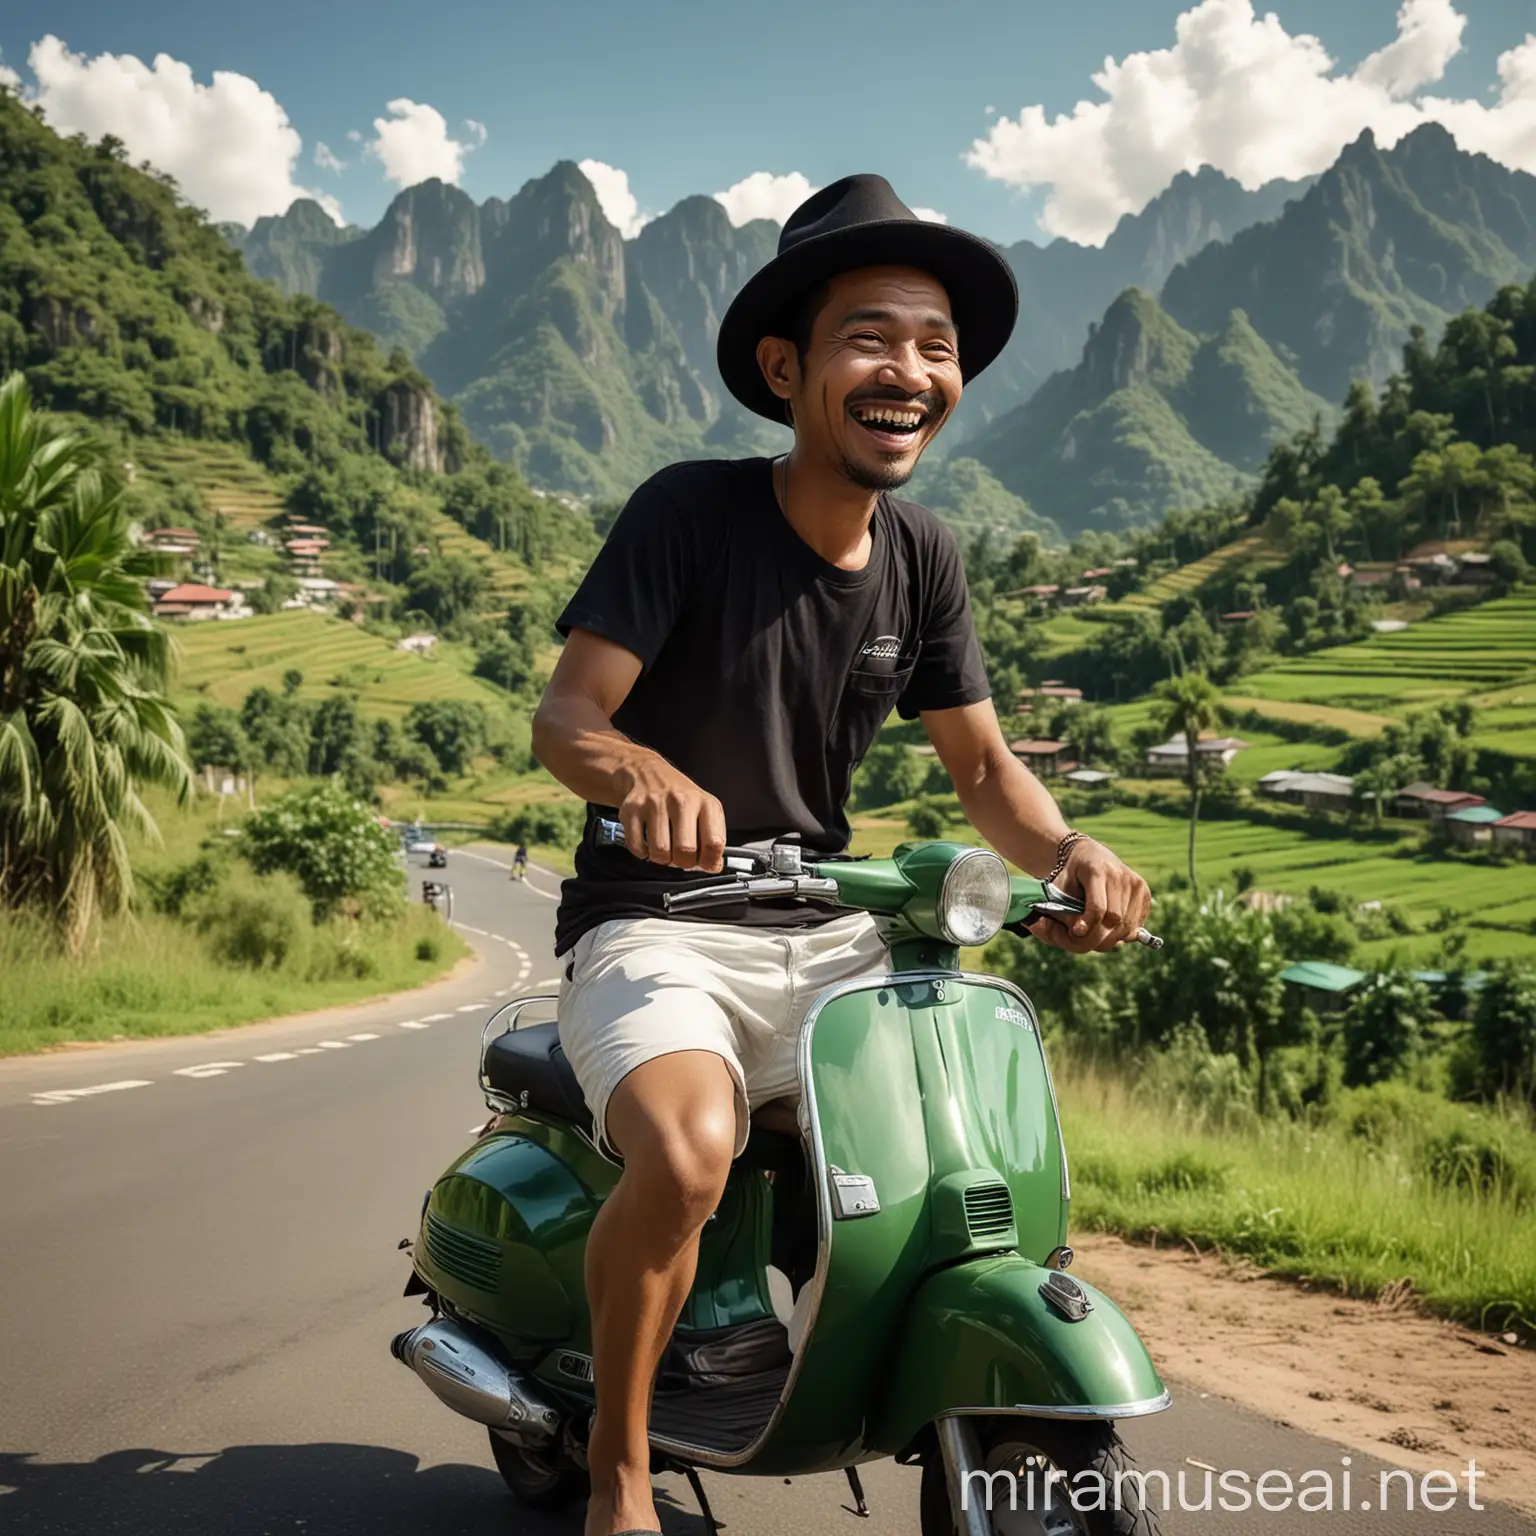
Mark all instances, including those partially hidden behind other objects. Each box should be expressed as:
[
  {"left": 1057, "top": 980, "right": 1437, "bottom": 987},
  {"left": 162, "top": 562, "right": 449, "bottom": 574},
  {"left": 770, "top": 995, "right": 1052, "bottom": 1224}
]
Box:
[
  {"left": 532, "top": 628, "right": 726, "bottom": 872},
  {"left": 922, "top": 699, "right": 1150, "bottom": 953}
]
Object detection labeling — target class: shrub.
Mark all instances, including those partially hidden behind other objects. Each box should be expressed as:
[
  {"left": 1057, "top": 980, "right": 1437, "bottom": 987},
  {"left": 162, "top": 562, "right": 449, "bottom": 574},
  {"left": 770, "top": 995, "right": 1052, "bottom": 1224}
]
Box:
[
  {"left": 415, "top": 932, "right": 441, "bottom": 963},
  {"left": 242, "top": 779, "right": 403, "bottom": 918},
  {"left": 494, "top": 800, "right": 586, "bottom": 850},
  {"left": 184, "top": 865, "right": 311, "bottom": 972},
  {"left": 905, "top": 797, "right": 947, "bottom": 840}
]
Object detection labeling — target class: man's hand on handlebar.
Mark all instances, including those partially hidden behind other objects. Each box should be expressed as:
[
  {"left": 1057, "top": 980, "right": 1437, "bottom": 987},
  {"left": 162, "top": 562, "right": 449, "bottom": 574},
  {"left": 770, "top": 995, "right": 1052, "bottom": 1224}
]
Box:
[
  {"left": 615, "top": 760, "right": 727, "bottom": 873},
  {"left": 1027, "top": 838, "right": 1152, "bottom": 954}
]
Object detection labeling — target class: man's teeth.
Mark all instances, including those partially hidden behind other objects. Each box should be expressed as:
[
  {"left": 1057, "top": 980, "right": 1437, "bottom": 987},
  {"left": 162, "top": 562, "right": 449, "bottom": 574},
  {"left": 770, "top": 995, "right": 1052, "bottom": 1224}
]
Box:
[{"left": 853, "top": 406, "right": 923, "bottom": 432}]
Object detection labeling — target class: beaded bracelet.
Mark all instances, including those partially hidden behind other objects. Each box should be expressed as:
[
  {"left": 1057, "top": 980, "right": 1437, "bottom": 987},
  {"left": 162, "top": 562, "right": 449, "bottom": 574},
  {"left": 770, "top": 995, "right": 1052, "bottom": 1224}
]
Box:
[{"left": 1046, "top": 830, "right": 1085, "bottom": 884}]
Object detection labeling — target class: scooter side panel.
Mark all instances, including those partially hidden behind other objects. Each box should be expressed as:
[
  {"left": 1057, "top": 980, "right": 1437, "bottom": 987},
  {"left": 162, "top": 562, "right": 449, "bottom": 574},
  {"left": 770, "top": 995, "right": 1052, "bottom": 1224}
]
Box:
[
  {"left": 415, "top": 1124, "right": 603, "bottom": 1360},
  {"left": 870, "top": 1254, "right": 1169, "bottom": 1452},
  {"left": 740, "top": 980, "right": 935, "bottom": 1474}
]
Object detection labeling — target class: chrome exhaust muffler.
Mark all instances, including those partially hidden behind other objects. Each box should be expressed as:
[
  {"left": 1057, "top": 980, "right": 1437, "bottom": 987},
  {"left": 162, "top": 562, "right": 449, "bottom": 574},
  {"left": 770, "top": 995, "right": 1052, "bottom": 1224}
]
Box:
[{"left": 392, "top": 1317, "right": 561, "bottom": 1443}]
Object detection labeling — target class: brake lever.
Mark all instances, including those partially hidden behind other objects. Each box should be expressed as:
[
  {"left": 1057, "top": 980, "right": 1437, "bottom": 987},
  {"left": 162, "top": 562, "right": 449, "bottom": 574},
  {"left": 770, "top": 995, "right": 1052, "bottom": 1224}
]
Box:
[{"left": 663, "top": 875, "right": 842, "bottom": 912}]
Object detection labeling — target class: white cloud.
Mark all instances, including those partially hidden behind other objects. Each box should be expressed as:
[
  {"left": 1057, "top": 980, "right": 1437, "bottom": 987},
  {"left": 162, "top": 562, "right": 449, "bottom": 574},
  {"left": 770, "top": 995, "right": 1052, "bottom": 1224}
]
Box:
[
  {"left": 911, "top": 206, "right": 949, "bottom": 224},
  {"left": 20, "top": 34, "right": 341, "bottom": 227},
  {"left": 577, "top": 158, "right": 652, "bottom": 237},
  {"left": 714, "top": 170, "right": 817, "bottom": 226},
  {"left": 346, "top": 128, "right": 363, "bottom": 143},
  {"left": 365, "top": 98, "right": 479, "bottom": 187},
  {"left": 464, "top": 118, "right": 487, "bottom": 146},
  {"left": 0, "top": 53, "right": 20, "bottom": 91},
  {"left": 966, "top": 0, "right": 1536, "bottom": 245},
  {"left": 313, "top": 140, "right": 345, "bottom": 174}
]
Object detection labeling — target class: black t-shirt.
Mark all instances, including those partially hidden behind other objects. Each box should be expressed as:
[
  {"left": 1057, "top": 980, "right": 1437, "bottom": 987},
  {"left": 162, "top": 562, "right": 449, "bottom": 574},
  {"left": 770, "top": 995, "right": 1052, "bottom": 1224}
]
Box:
[{"left": 551, "top": 456, "right": 990, "bottom": 954}]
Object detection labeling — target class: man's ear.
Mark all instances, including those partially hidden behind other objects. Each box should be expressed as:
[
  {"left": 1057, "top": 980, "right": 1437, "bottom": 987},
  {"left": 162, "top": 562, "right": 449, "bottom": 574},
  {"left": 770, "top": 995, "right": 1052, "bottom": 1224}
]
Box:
[{"left": 756, "top": 336, "right": 796, "bottom": 406}]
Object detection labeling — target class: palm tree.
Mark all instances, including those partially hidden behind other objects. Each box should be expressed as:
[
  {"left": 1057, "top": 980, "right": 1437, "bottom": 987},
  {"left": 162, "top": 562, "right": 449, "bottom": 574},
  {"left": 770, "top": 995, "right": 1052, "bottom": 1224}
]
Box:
[
  {"left": 0, "top": 375, "right": 191, "bottom": 953},
  {"left": 1151, "top": 670, "right": 1224, "bottom": 894}
]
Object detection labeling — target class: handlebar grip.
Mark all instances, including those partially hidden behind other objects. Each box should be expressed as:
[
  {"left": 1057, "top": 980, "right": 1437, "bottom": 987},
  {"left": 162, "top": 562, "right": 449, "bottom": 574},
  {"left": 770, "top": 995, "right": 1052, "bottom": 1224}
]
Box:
[{"left": 594, "top": 817, "right": 627, "bottom": 848}]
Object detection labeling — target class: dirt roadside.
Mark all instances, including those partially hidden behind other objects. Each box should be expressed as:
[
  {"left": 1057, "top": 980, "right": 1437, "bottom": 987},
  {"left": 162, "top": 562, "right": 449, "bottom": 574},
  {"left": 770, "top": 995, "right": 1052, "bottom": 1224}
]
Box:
[{"left": 1074, "top": 1232, "right": 1536, "bottom": 1515}]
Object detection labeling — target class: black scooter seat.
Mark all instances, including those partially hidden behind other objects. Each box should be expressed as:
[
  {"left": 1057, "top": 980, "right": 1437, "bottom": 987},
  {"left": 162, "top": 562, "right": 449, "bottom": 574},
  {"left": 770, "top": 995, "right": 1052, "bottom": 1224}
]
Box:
[{"left": 484, "top": 1023, "right": 593, "bottom": 1135}]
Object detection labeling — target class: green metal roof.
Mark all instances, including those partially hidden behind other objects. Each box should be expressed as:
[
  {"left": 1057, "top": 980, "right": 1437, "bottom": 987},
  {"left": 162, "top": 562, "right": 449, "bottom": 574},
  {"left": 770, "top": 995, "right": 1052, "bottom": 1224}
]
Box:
[
  {"left": 1445, "top": 805, "right": 1504, "bottom": 824},
  {"left": 1280, "top": 961, "right": 1368, "bottom": 992}
]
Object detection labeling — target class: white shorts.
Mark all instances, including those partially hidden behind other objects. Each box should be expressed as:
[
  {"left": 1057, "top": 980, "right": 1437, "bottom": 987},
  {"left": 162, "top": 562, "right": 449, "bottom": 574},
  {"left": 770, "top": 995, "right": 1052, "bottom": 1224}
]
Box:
[{"left": 557, "top": 912, "right": 887, "bottom": 1157}]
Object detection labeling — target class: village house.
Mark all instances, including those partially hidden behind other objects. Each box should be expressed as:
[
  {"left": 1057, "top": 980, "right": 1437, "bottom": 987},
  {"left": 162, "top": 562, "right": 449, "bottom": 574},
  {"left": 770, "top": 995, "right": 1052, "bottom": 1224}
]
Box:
[
  {"left": 1493, "top": 810, "right": 1536, "bottom": 850},
  {"left": 1280, "top": 960, "right": 1368, "bottom": 1013},
  {"left": 1257, "top": 770, "right": 1356, "bottom": 812},
  {"left": 397, "top": 633, "right": 439, "bottom": 655},
  {"left": 1144, "top": 733, "right": 1249, "bottom": 776},
  {"left": 1017, "top": 684, "right": 1084, "bottom": 709},
  {"left": 1456, "top": 551, "right": 1495, "bottom": 585},
  {"left": 1008, "top": 739, "right": 1077, "bottom": 777},
  {"left": 1061, "top": 583, "right": 1108, "bottom": 607},
  {"left": 151, "top": 583, "right": 247, "bottom": 621},
  {"left": 1061, "top": 768, "right": 1115, "bottom": 791},
  {"left": 140, "top": 527, "right": 200, "bottom": 557},
  {"left": 1444, "top": 805, "right": 1504, "bottom": 847},
  {"left": 1396, "top": 783, "right": 1486, "bottom": 820}
]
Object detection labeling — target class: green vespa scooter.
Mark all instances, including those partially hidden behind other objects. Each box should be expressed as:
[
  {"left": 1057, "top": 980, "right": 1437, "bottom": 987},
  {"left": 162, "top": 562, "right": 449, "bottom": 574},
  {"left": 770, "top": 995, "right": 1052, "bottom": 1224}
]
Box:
[{"left": 391, "top": 824, "right": 1170, "bottom": 1535}]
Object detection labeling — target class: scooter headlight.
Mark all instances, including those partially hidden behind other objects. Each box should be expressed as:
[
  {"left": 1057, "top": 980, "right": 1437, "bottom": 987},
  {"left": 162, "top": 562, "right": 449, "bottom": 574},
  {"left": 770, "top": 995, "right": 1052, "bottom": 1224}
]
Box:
[{"left": 938, "top": 848, "right": 1011, "bottom": 946}]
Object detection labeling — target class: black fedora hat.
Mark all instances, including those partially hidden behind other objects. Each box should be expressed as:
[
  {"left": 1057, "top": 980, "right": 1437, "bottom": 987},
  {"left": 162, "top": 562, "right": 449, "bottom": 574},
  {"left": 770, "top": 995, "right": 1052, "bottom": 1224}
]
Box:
[{"left": 716, "top": 174, "right": 1018, "bottom": 422}]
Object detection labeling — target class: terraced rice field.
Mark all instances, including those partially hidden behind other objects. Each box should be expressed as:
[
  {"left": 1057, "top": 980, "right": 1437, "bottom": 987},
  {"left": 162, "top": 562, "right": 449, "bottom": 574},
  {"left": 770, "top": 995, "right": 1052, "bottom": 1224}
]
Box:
[
  {"left": 1110, "top": 532, "right": 1281, "bottom": 614},
  {"left": 1036, "top": 807, "right": 1536, "bottom": 963},
  {"left": 1221, "top": 695, "right": 1394, "bottom": 739},
  {"left": 133, "top": 439, "right": 287, "bottom": 529},
  {"left": 170, "top": 611, "right": 507, "bottom": 721},
  {"left": 1236, "top": 592, "right": 1536, "bottom": 756}
]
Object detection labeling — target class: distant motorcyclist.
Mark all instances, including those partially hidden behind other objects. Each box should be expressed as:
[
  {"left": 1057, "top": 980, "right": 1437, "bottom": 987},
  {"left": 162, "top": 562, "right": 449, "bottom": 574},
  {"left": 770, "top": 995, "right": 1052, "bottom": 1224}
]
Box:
[{"left": 511, "top": 843, "right": 529, "bottom": 880}]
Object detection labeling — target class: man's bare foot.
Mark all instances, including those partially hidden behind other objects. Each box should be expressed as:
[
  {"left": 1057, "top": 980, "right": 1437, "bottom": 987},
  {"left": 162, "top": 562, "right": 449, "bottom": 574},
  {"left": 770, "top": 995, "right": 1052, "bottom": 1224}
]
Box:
[{"left": 584, "top": 1459, "right": 659, "bottom": 1536}]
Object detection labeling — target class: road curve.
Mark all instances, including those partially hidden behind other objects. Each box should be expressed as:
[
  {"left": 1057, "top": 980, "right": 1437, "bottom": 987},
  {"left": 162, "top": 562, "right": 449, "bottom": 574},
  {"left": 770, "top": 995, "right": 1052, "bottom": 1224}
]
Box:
[{"left": 0, "top": 846, "right": 1529, "bottom": 1535}]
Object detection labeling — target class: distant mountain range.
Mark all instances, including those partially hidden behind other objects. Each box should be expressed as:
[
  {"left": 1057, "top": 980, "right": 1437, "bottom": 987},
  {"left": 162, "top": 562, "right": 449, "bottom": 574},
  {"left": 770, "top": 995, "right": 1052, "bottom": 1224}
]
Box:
[{"left": 226, "top": 124, "right": 1536, "bottom": 531}]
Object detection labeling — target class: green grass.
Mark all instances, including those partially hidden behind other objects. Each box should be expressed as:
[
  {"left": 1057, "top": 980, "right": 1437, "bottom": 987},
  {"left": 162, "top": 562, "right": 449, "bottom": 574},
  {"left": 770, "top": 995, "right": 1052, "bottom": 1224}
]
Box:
[
  {"left": 1058, "top": 1063, "right": 1536, "bottom": 1331},
  {"left": 0, "top": 904, "right": 468, "bottom": 1056},
  {"left": 171, "top": 611, "right": 509, "bottom": 722}
]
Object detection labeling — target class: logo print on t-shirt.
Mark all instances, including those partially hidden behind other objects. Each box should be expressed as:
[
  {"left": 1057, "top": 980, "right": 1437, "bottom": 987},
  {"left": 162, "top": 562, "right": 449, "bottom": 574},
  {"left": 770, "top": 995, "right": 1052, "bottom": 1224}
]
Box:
[{"left": 857, "top": 633, "right": 905, "bottom": 677}]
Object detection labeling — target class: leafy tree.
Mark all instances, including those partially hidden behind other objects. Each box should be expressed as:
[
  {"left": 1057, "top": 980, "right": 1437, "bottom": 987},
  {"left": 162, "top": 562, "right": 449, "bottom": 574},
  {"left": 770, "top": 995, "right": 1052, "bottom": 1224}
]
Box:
[
  {"left": 404, "top": 555, "right": 486, "bottom": 632},
  {"left": 1489, "top": 538, "right": 1528, "bottom": 587},
  {"left": 474, "top": 630, "right": 536, "bottom": 695},
  {"left": 1151, "top": 670, "right": 1225, "bottom": 893},
  {"left": 0, "top": 377, "right": 191, "bottom": 951},
  {"left": 239, "top": 685, "right": 311, "bottom": 777},
  {"left": 1470, "top": 964, "right": 1536, "bottom": 1102},
  {"left": 186, "top": 703, "right": 253, "bottom": 771},
  {"left": 282, "top": 668, "right": 304, "bottom": 696},
  {"left": 405, "top": 698, "right": 488, "bottom": 776},
  {"left": 1060, "top": 707, "right": 1118, "bottom": 769},
  {"left": 851, "top": 742, "right": 926, "bottom": 809},
  {"left": 307, "top": 694, "right": 371, "bottom": 787},
  {"left": 1341, "top": 969, "right": 1432, "bottom": 1086},
  {"left": 242, "top": 779, "right": 402, "bottom": 918},
  {"left": 495, "top": 800, "right": 586, "bottom": 851}
]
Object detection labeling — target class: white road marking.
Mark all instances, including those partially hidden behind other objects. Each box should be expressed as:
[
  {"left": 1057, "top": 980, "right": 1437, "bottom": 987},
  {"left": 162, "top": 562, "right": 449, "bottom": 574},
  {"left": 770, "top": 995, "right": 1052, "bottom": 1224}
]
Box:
[
  {"left": 534, "top": 977, "right": 562, "bottom": 988},
  {"left": 255, "top": 1051, "right": 299, "bottom": 1063},
  {"left": 422, "top": 1012, "right": 453, "bottom": 1022},
  {"left": 347, "top": 1032, "right": 380, "bottom": 1042},
  {"left": 296, "top": 1047, "right": 324, "bottom": 1055},
  {"left": 456, "top": 923, "right": 488, "bottom": 937},
  {"left": 456, "top": 1003, "right": 483, "bottom": 1013},
  {"left": 398, "top": 1020, "right": 429, "bottom": 1030},
  {"left": 31, "top": 1079, "right": 153, "bottom": 1105},
  {"left": 174, "top": 1062, "right": 245, "bottom": 1080},
  {"left": 493, "top": 987, "right": 511, "bottom": 997},
  {"left": 317, "top": 1040, "right": 350, "bottom": 1050}
]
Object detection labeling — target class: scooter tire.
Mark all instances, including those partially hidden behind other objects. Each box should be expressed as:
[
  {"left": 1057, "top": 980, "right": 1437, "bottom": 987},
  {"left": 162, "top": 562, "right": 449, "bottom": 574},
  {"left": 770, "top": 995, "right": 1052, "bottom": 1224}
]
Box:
[
  {"left": 919, "top": 1417, "right": 1163, "bottom": 1535},
  {"left": 488, "top": 1428, "right": 589, "bottom": 1512}
]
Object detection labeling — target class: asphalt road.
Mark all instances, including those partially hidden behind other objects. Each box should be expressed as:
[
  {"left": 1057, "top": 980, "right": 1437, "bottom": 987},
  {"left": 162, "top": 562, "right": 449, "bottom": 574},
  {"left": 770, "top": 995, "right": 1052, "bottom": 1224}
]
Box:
[{"left": 0, "top": 846, "right": 1530, "bottom": 1536}]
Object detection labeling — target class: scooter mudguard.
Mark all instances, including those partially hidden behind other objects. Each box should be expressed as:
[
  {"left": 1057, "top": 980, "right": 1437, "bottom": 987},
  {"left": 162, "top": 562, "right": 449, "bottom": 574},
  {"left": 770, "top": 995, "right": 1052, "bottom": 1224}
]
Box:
[{"left": 871, "top": 1252, "right": 1170, "bottom": 1453}]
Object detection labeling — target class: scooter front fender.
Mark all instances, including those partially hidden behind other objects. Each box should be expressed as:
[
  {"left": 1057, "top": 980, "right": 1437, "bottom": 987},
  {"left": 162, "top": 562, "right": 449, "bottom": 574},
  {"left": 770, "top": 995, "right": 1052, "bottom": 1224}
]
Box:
[{"left": 871, "top": 1254, "right": 1169, "bottom": 1453}]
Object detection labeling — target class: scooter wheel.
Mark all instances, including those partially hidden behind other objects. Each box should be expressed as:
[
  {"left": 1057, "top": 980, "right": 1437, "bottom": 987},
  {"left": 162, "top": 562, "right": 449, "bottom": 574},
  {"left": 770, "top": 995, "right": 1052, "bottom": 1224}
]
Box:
[
  {"left": 919, "top": 1418, "right": 1163, "bottom": 1535},
  {"left": 488, "top": 1428, "right": 589, "bottom": 1512}
]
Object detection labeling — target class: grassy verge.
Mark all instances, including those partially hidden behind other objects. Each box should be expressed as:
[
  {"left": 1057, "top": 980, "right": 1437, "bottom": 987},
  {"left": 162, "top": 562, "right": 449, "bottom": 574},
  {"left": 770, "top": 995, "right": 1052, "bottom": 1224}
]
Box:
[
  {"left": 1056, "top": 1061, "right": 1536, "bottom": 1334},
  {"left": 0, "top": 905, "right": 468, "bottom": 1057}
]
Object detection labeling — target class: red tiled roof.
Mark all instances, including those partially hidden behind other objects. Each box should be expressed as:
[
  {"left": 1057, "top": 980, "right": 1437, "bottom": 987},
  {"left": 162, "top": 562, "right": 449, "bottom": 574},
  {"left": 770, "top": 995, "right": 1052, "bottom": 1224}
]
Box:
[
  {"left": 1496, "top": 811, "right": 1536, "bottom": 830},
  {"left": 1009, "top": 739, "right": 1071, "bottom": 755},
  {"left": 160, "top": 583, "right": 234, "bottom": 604},
  {"left": 1400, "top": 785, "right": 1484, "bottom": 805}
]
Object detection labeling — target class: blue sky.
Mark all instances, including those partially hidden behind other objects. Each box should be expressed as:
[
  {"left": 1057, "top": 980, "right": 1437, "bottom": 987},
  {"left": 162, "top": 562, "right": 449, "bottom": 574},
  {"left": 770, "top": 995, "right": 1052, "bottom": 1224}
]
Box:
[{"left": 2, "top": 0, "right": 1530, "bottom": 244}]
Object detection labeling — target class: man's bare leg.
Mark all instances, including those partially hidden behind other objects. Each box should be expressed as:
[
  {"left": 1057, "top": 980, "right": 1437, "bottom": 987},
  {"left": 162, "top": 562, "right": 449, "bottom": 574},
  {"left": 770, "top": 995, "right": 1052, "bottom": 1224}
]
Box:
[{"left": 583, "top": 1051, "right": 739, "bottom": 1536}]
